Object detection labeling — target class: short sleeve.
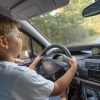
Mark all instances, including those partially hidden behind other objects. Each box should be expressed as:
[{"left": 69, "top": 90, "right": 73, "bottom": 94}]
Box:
[{"left": 13, "top": 68, "right": 54, "bottom": 100}]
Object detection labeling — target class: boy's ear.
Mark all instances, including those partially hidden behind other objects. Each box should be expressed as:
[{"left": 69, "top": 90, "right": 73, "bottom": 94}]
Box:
[{"left": 0, "top": 36, "right": 8, "bottom": 49}]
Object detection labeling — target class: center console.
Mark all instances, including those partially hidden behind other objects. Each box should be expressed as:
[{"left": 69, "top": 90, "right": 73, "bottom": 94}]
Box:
[
  {"left": 88, "top": 70, "right": 100, "bottom": 82},
  {"left": 82, "top": 82, "right": 100, "bottom": 100},
  {"left": 78, "top": 56, "right": 100, "bottom": 100}
]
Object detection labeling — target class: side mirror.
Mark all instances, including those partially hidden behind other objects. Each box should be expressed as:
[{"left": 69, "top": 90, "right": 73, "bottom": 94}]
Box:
[
  {"left": 19, "top": 50, "right": 30, "bottom": 59},
  {"left": 82, "top": 0, "right": 100, "bottom": 17}
]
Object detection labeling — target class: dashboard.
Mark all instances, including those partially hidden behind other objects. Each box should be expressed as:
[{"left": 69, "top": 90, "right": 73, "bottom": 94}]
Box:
[
  {"left": 67, "top": 44, "right": 100, "bottom": 99},
  {"left": 65, "top": 43, "right": 100, "bottom": 83},
  {"left": 74, "top": 54, "right": 100, "bottom": 85},
  {"left": 77, "top": 56, "right": 100, "bottom": 82}
]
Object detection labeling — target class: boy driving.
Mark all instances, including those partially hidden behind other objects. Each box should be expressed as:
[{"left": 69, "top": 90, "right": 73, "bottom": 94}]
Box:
[{"left": 0, "top": 14, "right": 77, "bottom": 100}]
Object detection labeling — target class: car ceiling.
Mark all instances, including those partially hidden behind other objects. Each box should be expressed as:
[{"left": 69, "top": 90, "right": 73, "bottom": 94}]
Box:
[{"left": 0, "top": 0, "right": 69, "bottom": 20}]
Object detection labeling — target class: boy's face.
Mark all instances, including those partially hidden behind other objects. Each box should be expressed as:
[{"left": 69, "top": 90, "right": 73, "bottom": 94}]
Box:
[{"left": 7, "top": 26, "right": 22, "bottom": 57}]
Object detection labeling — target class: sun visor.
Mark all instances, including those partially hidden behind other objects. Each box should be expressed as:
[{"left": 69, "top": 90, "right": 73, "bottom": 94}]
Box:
[{"left": 10, "top": 0, "right": 69, "bottom": 20}]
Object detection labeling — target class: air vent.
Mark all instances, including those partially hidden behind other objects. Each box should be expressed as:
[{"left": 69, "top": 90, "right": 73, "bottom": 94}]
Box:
[
  {"left": 85, "top": 62, "right": 98, "bottom": 70},
  {"left": 98, "top": 63, "right": 100, "bottom": 70},
  {"left": 87, "top": 55, "right": 100, "bottom": 59},
  {"left": 89, "top": 70, "right": 100, "bottom": 82}
]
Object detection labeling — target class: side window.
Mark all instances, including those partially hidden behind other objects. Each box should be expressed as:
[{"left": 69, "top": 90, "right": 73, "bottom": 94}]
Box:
[
  {"left": 19, "top": 32, "right": 30, "bottom": 59},
  {"left": 19, "top": 32, "right": 42, "bottom": 59},
  {"left": 21, "top": 33, "right": 29, "bottom": 51}
]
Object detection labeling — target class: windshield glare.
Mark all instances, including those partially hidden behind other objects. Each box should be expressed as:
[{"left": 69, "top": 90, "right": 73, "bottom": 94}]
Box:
[{"left": 28, "top": 0, "right": 100, "bottom": 46}]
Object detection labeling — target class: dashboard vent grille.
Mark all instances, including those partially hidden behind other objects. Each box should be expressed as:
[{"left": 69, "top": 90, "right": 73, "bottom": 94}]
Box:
[
  {"left": 98, "top": 63, "right": 100, "bottom": 70},
  {"left": 87, "top": 55, "right": 100, "bottom": 59},
  {"left": 85, "top": 62, "right": 98, "bottom": 70}
]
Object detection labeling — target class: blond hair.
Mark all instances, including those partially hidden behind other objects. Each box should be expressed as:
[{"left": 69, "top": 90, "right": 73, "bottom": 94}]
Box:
[{"left": 0, "top": 13, "right": 19, "bottom": 36}]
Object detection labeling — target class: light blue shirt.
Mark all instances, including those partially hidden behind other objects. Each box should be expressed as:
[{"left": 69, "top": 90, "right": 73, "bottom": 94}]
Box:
[{"left": 0, "top": 61, "right": 54, "bottom": 100}]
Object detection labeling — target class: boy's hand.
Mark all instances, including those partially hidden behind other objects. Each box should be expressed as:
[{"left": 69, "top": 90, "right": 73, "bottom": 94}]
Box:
[
  {"left": 14, "top": 58, "right": 24, "bottom": 63},
  {"left": 51, "top": 56, "right": 77, "bottom": 96},
  {"left": 32, "top": 56, "right": 43, "bottom": 65},
  {"left": 29, "top": 56, "right": 43, "bottom": 69},
  {"left": 67, "top": 56, "right": 77, "bottom": 69}
]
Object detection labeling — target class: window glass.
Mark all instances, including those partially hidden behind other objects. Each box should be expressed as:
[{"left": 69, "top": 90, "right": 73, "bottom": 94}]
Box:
[
  {"left": 19, "top": 32, "right": 30, "bottom": 59},
  {"left": 19, "top": 32, "right": 42, "bottom": 59},
  {"left": 28, "top": 0, "right": 100, "bottom": 46}
]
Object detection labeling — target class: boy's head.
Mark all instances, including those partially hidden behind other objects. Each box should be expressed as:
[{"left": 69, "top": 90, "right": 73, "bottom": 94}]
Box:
[{"left": 0, "top": 14, "right": 22, "bottom": 58}]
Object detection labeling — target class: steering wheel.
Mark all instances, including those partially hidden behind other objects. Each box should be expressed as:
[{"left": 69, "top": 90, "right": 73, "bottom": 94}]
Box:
[
  {"left": 18, "top": 44, "right": 72, "bottom": 81},
  {"left": 38, "top": 44, "right": 72, "bottom": 80}
]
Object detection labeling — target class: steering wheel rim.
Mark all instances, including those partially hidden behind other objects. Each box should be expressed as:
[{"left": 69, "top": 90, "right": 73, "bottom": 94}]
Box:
[
  {"left": 38, "top": 44, "right": 72, "bottom": 81},
  {"left": 40, "top": 44, "right": 71, "bottom": 57}
]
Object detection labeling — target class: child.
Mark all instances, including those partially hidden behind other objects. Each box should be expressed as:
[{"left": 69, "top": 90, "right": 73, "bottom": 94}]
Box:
[{"left": 0, "top": 14, "right": 77, "bottom": 100}]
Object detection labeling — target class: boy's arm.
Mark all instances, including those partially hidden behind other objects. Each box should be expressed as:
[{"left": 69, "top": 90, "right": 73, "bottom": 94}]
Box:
[
  {"left": 29, "top": 56, "right": 43, "bottom": 69},
  {"left": 14, "top": 58, "right": 24, "bottom": 63},
  {"left": 14, "top": 56, "right": 42, "bottom": 69},
  {"left": 50, "top": 57, "right": 77, "bottom": 96}
]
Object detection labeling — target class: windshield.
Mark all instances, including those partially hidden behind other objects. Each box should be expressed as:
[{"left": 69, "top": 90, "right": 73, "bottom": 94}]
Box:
[{"left": 28, "top": 0, "right": 100, "bottom": 46}]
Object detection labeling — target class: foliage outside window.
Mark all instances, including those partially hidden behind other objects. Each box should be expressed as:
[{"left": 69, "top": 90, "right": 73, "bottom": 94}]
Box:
[{"left": 28, "top": 0, "right": 100, "bottom": 46}]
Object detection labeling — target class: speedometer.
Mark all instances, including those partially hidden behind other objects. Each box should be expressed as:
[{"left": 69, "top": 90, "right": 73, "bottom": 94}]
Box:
[{"left": 91, "top": 47, "right": 100, "bottom": 55}]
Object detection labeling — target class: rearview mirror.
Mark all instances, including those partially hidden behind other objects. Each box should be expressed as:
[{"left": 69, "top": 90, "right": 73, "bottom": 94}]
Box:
[{"left": 82, "top": 0, "right": 100, "bottom": 17}]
